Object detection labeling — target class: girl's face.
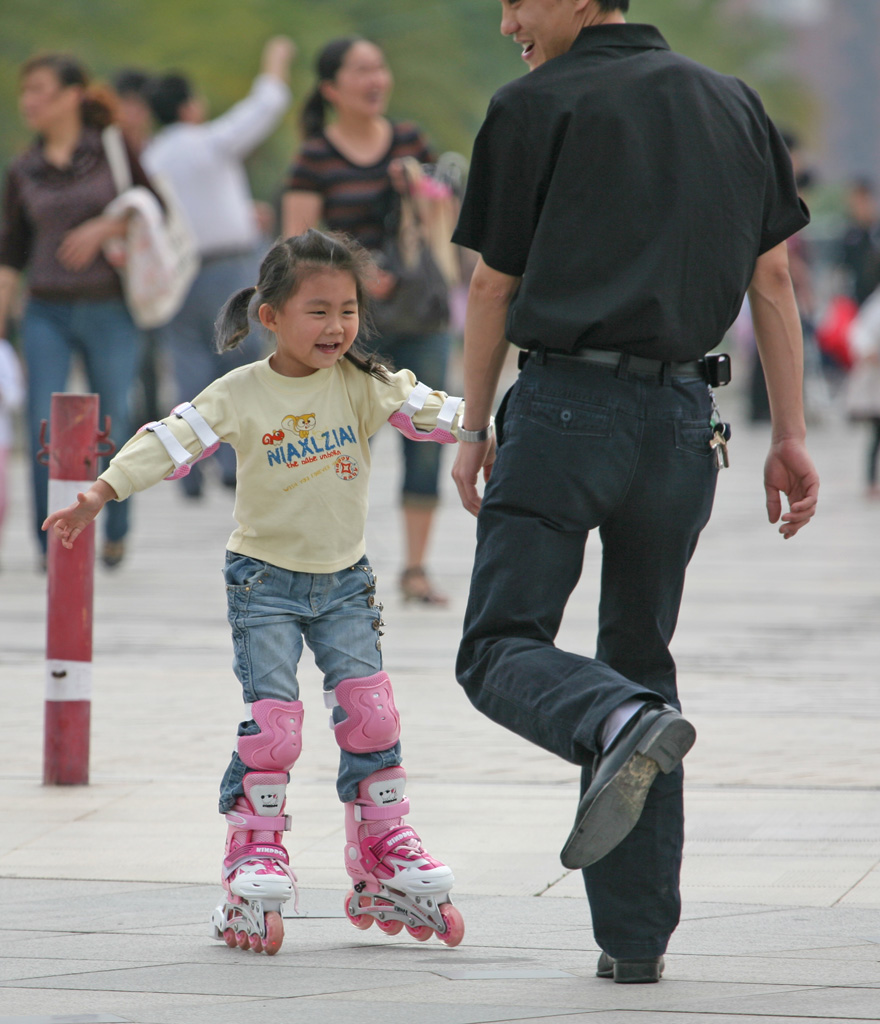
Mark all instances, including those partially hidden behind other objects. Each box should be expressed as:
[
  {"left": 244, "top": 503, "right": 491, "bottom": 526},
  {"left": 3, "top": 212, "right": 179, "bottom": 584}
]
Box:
[
  {"left": 260, "top": 269, "right": 360, "bottom": 378},
  {"left": 19, "top": 67, "right": 82, "bottom": 133},
  {"left": 322, "top": 41, "right": 392, "bottom": 119}
]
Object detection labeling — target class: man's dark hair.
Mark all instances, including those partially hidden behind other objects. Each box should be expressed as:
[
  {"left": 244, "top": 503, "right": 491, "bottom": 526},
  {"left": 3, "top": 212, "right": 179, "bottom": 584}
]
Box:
[
  {"left": 147, "top": 73, "right": 192, "bottom": 126},
  {"left": 113, "top": 68, "right": 153, "bottom": 100},
  {"left": 596, "top": 0, "right": 630, "bottom": 11}
]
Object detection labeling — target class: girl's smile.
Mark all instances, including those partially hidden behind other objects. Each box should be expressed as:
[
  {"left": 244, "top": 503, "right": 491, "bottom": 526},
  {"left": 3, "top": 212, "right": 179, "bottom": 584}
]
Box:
[{"left": 260, "top": 268, "right": 360, "bottom": 378}]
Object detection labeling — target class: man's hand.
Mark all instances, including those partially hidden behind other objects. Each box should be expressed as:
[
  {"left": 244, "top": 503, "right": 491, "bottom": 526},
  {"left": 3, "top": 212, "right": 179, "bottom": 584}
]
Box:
[
  {"left": 262, "top": 36, "right": 297, "bottom": 80},
  {"left": 452, "top": 436, "right": 496, "bottom": 517},
  {"left": 42, "top": 481, "right": 116, "bottom": 549},
  {"left": 763, "top": 438, "right": 819, "bottom": 539}
]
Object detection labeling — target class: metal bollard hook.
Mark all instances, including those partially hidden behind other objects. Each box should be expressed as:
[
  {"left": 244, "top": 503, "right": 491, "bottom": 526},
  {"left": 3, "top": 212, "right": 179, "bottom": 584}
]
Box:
[
  {"left": 36, "top": 419, "right": 51, "bottom": 466},
  {"left": 95, "top": 415, "right": 116, "bottom": 459}
]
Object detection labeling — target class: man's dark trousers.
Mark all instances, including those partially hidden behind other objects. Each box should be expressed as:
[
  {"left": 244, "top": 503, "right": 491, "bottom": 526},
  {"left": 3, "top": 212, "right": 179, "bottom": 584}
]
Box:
[{"left": 456, "top": 355, "right": 718, "bottom": 957}]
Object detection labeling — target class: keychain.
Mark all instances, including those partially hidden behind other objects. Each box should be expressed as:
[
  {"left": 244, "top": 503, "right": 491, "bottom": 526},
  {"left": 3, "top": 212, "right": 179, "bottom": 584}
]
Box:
[{"left": 708, "top": 388, "right": 731, "bottom": 469}]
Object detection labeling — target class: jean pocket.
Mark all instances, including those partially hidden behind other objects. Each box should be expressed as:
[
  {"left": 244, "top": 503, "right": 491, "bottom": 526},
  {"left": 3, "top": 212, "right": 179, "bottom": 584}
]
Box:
[
  {"left": 517, "top": 393, "right": 613, "bottom": 437},
  {"left": 224, "top": 553, "right": 272, "bottom": 590},
  {"left": 674, "top": 419, "right": 714, "bottom": 457}
]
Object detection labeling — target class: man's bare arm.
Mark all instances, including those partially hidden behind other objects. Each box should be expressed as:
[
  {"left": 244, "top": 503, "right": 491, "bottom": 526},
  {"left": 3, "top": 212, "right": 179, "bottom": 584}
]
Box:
[
  {"left": 451, "top": 256, "right": 520, "bottom": 516},
  {"left": 747, "top": 241, "right": 819, "bottom": 537}
]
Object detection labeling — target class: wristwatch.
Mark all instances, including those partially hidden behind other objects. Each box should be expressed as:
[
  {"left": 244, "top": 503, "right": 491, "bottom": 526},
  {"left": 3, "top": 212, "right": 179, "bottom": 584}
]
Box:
[{"left": 458, "top": 424, "right": 493, "bottom": 443}]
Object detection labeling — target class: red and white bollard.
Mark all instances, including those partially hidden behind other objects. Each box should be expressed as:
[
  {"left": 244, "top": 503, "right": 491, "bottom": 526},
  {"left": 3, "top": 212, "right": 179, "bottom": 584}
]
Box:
[{"left": 38, "top": 393, "right": 114, "bottom": 785}]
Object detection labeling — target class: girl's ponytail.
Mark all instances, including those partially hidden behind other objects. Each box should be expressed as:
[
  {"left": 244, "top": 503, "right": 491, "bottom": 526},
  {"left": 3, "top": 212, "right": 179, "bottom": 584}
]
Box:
[
  {"left": 80, "top": 84, "right": 117, "bottom": 129},
  {"left": 215, "top": 286, "right": 257, "bottom": 353},
  {"left": 301, "top": 87, "right": 327, "bottom": 138}
]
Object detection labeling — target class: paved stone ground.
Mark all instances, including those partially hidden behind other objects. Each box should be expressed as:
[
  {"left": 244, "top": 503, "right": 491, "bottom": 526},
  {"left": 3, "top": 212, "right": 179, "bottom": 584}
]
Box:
[{"left": 1, "top": 377, "right": 879, "bottom": 1024}]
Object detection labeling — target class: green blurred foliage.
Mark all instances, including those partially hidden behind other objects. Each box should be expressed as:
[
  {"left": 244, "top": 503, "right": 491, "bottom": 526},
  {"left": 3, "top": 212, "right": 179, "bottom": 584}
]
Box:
[{"left": 0, "top": 0, "right": 811, "bottom": 200}]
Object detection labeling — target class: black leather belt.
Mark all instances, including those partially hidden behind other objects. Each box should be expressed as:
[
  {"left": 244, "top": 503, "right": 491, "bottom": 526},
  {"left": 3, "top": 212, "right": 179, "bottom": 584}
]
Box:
[{"left": 520, "top": 346, "right": 707, "bottom": 380}]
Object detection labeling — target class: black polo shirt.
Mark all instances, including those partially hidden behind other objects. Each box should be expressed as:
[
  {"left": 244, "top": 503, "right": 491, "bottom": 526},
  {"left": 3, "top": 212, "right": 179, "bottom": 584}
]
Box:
[{"left": 452, "top": 24, "right": 810, "bottom": 361}]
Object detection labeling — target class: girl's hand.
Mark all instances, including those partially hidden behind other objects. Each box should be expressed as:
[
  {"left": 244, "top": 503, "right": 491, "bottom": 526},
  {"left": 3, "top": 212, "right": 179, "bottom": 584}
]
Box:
[
  {"left": 57, "top": 217, "right": 121, "bottom": 271},
  {"left": 42, "top": 481, "right": 117, "bottom": 549}
]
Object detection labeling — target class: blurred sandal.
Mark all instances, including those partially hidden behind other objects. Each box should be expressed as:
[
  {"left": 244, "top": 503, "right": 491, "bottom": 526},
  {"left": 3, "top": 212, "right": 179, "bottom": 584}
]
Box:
[{"left": 399, "top": 566, "right": 447, "bottom": 605}]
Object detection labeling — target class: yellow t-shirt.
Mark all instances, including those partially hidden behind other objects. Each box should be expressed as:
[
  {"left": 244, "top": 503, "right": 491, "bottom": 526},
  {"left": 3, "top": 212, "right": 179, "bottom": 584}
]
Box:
[{"left": 100, "top": 357, "right": 462, "bottom": 573}]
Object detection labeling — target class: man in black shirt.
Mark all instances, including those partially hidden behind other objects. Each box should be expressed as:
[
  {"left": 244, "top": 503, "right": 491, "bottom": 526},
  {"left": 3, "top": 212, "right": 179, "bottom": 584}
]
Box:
[{"left": 451, "top": 0, "right": 819, "bottom": 983}]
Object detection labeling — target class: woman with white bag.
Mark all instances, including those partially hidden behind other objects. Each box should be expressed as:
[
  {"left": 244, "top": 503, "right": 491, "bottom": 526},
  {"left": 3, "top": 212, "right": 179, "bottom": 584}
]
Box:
[{"left": 0, "top": 53, "right": 162, "bottom": 568}]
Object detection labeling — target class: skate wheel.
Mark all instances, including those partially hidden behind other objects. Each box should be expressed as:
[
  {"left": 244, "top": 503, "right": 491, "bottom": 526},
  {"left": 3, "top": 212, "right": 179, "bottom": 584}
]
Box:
[
  {"left": 235, "top": 930, "right": 249, "bottom": 949},
  {"left": 438, "top": 904, "right": 465, "bottom": 947},
  {"left": 376, "top": 917, "right": 404, "bottom": 935},
  {"left": 223, "top": 928, "right": 237, "bottom": 948},
  {"left": 248, "top": 933, "right": 264, "bottom": 953},
  {"left": 344, "top": 890, "right": 373, "bottom": 930},
  {"left": 263, "top": 911, "right": 284, "bottom": 956},
  {"left": 405, "top": 924, "right": 433, "bottom": 942}
]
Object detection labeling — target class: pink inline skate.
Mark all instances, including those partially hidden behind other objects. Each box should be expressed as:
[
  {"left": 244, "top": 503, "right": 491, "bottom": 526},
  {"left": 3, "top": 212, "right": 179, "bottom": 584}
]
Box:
[
  {"left": 211, "top": 699, "right": 302, "bottom": 955},
  {"left": 342, "top": 766, "right": 464, "bottom": 946}
]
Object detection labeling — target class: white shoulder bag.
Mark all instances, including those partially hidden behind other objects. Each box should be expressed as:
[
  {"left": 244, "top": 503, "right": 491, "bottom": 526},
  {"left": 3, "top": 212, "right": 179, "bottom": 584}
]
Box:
[{"left": 101, "top": 125, "right": 200, "bottom": 329}]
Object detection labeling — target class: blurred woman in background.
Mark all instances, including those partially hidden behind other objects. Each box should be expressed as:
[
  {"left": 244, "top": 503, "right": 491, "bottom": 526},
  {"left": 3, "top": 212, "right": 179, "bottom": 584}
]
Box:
[
  {"left": 283, "top": 37, "right": 453, "bottom": 605},
  {"left": 0, "top": 53, "right": 156, "bottom": 568}
]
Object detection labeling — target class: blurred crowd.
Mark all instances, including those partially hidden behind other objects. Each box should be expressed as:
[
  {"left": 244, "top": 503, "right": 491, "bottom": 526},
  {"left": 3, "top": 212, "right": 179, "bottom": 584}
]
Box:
[
  {"left": 0, "top": 36, "right": 879, "bottom": 578},
  {"left": 0, "top": 36, "right": 471, "bottom": 594}
]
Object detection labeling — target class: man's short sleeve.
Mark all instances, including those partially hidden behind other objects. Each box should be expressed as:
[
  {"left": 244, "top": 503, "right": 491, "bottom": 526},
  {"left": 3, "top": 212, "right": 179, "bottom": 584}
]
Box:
[
  {"left": 759, "top": 117, "right": 810, "bottom": 255},
  {"left": 452, "top": 92, "right": 546, "bottom": 277}
]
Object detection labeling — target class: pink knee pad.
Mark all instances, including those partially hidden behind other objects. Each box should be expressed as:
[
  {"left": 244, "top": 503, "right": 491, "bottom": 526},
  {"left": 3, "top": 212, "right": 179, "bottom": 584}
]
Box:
[
  {"left": 238, "top": 699, "right": 304, "bottom": 772},
  {"left": 332, "top": 673, "right": 401, "bottom": 754}
]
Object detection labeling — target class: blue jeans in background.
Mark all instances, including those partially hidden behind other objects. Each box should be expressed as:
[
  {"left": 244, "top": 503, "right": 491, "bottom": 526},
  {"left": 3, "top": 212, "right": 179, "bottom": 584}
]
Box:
[
  {"left": 218, "top": 552, "right": 401, "bottom": 811},
  {"left": 23, "top": 296, "right": 141, "bottom": 552},
  {"left": 158, "top": 251, "right": 264, "bottom": 496},
  {"left": 370, "top": 331, "right": 451, "bottom": 504},
  {"left": 457, "top": 355, "right": 718, "bottom": 959}
]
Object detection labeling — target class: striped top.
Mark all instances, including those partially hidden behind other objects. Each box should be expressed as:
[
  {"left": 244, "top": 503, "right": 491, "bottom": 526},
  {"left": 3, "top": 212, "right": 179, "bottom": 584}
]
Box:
[{"left": 284, "top": 121, "right": 433, "bottom": 251}]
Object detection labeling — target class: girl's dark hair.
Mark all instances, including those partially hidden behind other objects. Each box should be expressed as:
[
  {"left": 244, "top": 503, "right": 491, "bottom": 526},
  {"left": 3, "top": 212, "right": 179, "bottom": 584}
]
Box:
[
  {"left": 21, "top": 53, "right": 116, "bottom": 129},
  {"left": 300, "top": 36, "right": 363, "bottom": 138},
  {"left": 596, "top": 0, "right": 630, "bottom": 10},
  {"left": 215, "top": 229, "right": 390, "bottom": 382}
]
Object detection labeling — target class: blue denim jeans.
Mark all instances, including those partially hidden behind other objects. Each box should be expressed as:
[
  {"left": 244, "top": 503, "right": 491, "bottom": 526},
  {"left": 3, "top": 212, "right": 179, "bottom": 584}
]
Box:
[
  {"left": 158, "top": 252, "right": 264, "bottom": 495},
  {"left": 369, "top": 331, "right": 451, "bottom": 504},
  {"left": 22, "top": 296, "right": 141, "bottom": 551},
  {"left": 218, "top": 552, "right": 401, "bottom": 811},
  {"left": 457, "top": 355, "right": 718, "bottom": 958}
]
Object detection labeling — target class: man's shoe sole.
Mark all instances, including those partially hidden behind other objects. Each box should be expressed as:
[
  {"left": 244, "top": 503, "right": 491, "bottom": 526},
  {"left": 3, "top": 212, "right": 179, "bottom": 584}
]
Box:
[
  {"left": 597, "top": 952, "right": 664, "bottom": 983},
  {"left": 560, "top": 713, "right": 695, "bottom": 869}
]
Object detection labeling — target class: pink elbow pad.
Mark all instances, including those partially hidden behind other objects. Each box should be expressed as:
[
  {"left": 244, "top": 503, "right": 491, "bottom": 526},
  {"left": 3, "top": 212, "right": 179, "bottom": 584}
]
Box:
[{"left": 388, "top": 383, "right": 461, "bottom": 444}]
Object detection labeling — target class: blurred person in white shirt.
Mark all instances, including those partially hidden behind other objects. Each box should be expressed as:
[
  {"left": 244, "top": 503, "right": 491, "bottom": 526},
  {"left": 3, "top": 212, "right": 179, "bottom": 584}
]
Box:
[{"left": 143, "top": 37, "right": 294, "bottom": 497}]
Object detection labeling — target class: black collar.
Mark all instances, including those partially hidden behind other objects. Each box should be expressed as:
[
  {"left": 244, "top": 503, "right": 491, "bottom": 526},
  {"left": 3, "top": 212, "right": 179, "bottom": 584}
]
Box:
[{"left": 569, "top": 23, "right": 670, "bottom": 56}]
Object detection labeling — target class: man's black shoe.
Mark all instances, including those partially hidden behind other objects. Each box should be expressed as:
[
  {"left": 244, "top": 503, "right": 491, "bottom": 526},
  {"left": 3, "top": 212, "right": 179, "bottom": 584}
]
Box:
[
  {"left": 560, "top": 702, "right": 695, "bottom": 869},
  {"left": 596, "top": 951, "right": 664, "bottom": 983}
]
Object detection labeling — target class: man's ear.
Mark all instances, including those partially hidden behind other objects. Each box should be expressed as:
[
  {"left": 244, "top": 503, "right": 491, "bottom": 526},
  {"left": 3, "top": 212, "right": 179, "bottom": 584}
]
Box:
[{"left": 258, "top": 303, "right": 277, "bottom": 332}]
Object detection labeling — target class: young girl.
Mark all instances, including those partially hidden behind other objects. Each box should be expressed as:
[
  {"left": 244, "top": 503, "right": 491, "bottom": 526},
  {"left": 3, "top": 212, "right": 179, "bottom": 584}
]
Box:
[{"left": 44, "top": 229, "right": 472, "bottom": 955}]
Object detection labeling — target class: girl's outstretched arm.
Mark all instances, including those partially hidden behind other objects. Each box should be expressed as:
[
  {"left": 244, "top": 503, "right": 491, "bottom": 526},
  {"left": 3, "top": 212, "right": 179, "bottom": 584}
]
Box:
[{"left": 42, "top": 480, "right": 119, "bottom": 549}]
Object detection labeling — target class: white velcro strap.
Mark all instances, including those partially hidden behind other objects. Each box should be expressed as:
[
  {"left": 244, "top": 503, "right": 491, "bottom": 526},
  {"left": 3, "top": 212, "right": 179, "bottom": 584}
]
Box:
[
  {"left": 437, "top": 395, "right": 462, "bottom": 433},
  {"left": 173, "top": 402, "right": 220, "bottom": 449},
  {"left": 399, "top": 381, "right": 432, "bottom": 419},
  {"left": 323, "top": 690, "right": 339, "bottom": 709},
  {"left": 145, "top": 421, "right": 193, "bottom": 469}
]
